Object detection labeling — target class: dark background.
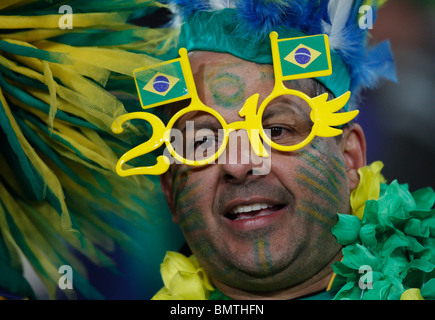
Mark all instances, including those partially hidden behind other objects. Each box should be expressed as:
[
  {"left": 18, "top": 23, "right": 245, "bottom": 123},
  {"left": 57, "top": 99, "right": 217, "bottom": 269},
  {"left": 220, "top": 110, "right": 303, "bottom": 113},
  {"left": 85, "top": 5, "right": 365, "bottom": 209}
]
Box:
[{"left": 360, "top": 0, "right": 435, "bottom": 191}]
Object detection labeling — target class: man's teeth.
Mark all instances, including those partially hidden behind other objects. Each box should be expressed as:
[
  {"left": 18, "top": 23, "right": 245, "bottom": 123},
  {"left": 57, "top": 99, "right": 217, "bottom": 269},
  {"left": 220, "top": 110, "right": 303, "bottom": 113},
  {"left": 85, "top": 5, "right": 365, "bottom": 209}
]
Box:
[{"left": 231, "top": 203, "right": 273, "bottom": 214}]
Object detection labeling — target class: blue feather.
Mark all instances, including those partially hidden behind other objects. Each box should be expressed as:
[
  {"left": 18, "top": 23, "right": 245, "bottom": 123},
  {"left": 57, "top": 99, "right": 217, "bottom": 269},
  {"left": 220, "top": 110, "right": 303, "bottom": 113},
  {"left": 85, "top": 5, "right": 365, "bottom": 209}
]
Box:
[
  {"left": 353, "top": 41, "right": 398, "bottom": 93},
  {"left": 238, "top": 1, "right": 291, "bottom": 26},
  {"left": 236, "top": 0, "right": 292, "bottom": 38},
  {"left": 166, "top": 0, "right": 396, "bottom": 102}
]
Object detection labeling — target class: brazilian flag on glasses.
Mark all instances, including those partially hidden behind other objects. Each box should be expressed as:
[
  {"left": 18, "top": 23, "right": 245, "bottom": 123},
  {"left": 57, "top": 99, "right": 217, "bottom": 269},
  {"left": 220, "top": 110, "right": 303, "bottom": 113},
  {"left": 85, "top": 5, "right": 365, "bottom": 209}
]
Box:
[
  {"left": 277, "top": 34, "right": 332, "bottom": 80},
  {"left": 134, "top": 58, "right": 189, "bottom": 110}
]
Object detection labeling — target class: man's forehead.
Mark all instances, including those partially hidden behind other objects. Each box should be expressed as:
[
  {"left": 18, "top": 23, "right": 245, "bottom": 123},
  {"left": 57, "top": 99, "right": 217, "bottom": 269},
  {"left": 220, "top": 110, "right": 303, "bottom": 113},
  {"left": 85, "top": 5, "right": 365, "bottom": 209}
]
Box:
[
  {"left": 189, "top": 50, "right": 261, "bottom": 66},
  {"left": 188, "top": 51, "right": 318, "bottom": 98},
  {"left": 189, "top": 51, "right": 272, "bottom": 79}
]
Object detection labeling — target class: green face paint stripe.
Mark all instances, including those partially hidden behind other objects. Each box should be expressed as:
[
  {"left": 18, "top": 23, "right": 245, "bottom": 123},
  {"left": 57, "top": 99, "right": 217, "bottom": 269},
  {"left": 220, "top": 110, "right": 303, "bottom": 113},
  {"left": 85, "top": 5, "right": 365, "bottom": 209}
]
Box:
[
  {"left": 174, "top": 181, "right": 202, "bottom": 211},
  {"left": 309, "top": 140, "right": 346, "bottom": 180},
  {"left": 299, "top": 149, "right": 343, "bottom": 181},
  {"left": 173, "top": 175, "right": 208, "bottom": 232},
  {"left": 189, "top": 240, "right": 240, "bottom": 283},
  {"left": 297, "top": 200, "right": 337, "bottom": 227},
  {"left": 295, "top": 170, "right": 341, "bottom": 207},
  {"left": 299, "top": 151, "right": 342, "bottom": 194},
  {"left": 171, "top": 169, "right": 211, "bottom": 234},
  {"left": 171, "top": 168, "right": 197, "bottom": 204},
  {"left": 178, "top": 208, "right": 207, "bottom": 233},
  {"left": 296, "top": 176, "right": 340, "bottom": 208},
  {"left": 219, "top": 266, "right": 238, "bottom": 279},
  {"left": 188, "top": 238, "right": 217, "bottom": 259},
  {"left": 329, "top": 155, "right": 346, "bottom": 180},
  {"left": 297, "top": 165, "right": 340, "bottom": 197},
  {"left": 208, "top": 72, "right": 246, "bottom": 109},
  {"left": 258, "top": 240, "right": 269, "bottom": 272},
  {"left": 254, "top": 238, "right": 272, "bottom": 273},
  {"left": 171, "top": 167, "right": 192, "bottom": 193},
  {"left": 260, "top": 68, "right": 274, "bottom": 81},
  {"left": 176, "top": 191, "right": 199, "bottom": 215},
  {"left": 211, "top": 263, "right": 239, "bottom": 283}
]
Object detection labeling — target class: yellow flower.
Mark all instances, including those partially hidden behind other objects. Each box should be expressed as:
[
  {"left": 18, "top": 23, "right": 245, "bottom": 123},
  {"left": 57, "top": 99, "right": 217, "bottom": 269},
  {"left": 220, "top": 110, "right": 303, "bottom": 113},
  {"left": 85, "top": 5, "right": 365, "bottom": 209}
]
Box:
[
  {"left": 350, "top": 161, "right": 386, "bottom": 220},
  {"left": 400, "top": 289, "right": 424, "bottom": 300},
  {"left": 151, "top": 251, "right": 214, "bottom": 300}
]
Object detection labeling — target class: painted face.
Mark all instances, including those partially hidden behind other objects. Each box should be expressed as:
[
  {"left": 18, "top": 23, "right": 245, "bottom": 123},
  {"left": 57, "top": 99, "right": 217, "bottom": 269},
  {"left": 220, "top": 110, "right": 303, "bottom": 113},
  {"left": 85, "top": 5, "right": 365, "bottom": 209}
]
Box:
[{"left": 165, "top": 51, "right": 350, "bottom": 293}]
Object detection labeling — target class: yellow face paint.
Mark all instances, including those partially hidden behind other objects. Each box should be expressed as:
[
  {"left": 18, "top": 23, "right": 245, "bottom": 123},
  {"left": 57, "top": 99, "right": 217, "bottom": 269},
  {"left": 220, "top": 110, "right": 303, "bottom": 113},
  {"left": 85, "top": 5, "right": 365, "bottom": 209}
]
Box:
[{"left": 111, "top": 32, "right": 358, "bottom": 176}]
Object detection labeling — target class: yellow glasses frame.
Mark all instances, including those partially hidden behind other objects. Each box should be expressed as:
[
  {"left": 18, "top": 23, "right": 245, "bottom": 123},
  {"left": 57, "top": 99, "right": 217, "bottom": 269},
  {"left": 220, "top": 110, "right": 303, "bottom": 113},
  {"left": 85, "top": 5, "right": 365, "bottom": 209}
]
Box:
[{"left": 111, "top": 32, "right": 358, "bottom": 176}]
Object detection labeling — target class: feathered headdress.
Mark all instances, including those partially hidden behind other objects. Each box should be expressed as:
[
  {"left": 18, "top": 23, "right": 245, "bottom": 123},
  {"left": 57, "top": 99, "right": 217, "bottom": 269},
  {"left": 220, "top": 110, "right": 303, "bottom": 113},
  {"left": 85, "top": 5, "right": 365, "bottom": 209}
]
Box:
[
  {"left": 0, "top": 0, "right": 182, "bottom": 299},
  {"left": 163, "top": 0, "right": 397, "bottom": 109}
]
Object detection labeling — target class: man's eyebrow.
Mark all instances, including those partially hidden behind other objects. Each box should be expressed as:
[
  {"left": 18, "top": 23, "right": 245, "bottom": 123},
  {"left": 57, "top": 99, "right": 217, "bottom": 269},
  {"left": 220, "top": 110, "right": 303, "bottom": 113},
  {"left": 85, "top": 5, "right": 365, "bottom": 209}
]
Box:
[
  {"left": 262, "top": 96, "right": 309, "bottom": 120},
  {"left": 262, "top": 104, "right": 297, "bottom": 122},
  {"left": 179, "top": 116, "right": 222, "bottom": 134}
]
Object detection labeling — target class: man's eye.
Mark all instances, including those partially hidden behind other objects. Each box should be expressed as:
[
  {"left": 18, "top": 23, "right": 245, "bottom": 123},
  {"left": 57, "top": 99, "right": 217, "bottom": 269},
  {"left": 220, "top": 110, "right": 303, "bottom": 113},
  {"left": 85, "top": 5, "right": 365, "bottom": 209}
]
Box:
[
  {"left": 194, "top": 136, "right": 215, "bottom": 149},
  {"left": 270, "top": 127, "right": 284, "bottom": 138},
  {"left": 267, "top": 126, "right": 294, "bottom": 139}
]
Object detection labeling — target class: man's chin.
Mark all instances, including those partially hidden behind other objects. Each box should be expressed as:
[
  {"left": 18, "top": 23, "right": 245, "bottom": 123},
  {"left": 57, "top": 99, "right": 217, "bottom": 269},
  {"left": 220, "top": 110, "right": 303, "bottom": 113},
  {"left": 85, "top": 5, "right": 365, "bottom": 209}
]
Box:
[{"left": 208, "top": 252, "right": 301, "bottom": 290}]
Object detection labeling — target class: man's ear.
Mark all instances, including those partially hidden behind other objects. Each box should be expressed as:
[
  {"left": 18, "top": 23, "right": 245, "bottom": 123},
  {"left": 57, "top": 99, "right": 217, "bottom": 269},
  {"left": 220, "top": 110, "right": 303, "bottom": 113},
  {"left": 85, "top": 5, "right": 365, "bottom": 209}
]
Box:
[
  {"left": 160, "top": 171, "right": 179, "bottom": 223},
  {"left": 340, "top": 123, "right": 367, "bottom": 191}
]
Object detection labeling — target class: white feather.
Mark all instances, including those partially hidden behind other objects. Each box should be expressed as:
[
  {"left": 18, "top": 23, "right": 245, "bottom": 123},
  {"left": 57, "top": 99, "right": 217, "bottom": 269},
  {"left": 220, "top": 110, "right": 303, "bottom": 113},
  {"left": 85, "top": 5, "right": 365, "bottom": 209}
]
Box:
[
  {"left": 208, "top": 0, "right": 235, "bottom": 10},
  {"left": 323, "top": 0, "right": 353, "bottom": 50},
  {"left": 168, "top": 4, "right": 183, "bottom": 28}
]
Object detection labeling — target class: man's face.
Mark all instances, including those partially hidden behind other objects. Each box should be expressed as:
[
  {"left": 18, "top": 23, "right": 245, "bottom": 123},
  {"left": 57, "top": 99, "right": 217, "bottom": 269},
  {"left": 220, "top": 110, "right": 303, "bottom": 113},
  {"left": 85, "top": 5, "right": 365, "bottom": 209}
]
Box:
[{"left": 161, "top": 51, "right": 354, "bottom": 293}]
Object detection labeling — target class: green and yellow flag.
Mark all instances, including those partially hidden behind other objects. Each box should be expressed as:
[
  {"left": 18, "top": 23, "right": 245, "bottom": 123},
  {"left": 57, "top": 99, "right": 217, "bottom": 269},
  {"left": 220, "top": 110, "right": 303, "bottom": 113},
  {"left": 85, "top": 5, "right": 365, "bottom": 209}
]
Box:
[
  {"left": 277, "top": 34, "right": 332, "bottom": 80},
  {"left": 134, "top": 58, "right": 189, "bottom": 109}
]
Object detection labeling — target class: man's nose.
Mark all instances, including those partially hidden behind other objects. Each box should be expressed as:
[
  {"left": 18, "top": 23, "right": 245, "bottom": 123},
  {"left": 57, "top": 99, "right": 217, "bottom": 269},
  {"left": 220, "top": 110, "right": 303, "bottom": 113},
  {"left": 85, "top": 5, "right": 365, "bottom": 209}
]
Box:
[{"left": 218, "top": 129, "right": 268, "bottom": 183}]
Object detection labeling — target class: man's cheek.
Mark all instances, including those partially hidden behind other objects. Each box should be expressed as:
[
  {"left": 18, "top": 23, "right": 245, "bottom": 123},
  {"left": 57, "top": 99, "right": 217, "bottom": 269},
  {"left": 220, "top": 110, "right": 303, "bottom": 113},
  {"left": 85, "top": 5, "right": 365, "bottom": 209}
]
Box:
[{"left": 293, "top": 142, "right": 348, "bottom": 228}]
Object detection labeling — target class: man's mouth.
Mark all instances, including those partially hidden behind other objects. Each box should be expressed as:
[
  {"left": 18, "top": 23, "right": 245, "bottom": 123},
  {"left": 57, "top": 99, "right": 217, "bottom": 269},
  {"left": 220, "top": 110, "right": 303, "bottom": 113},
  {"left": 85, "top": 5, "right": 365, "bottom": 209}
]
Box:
[{"left": 224, "top": 202, "right": 286, "bottom": 221}]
